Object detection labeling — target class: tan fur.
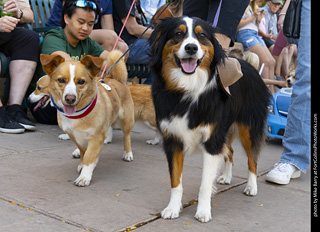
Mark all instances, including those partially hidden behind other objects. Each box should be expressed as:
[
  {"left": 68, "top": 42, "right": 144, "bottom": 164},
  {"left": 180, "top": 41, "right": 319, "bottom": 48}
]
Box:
[
  {"left": 105, "top": 49, "right": 128, "bottom": 83},
  {"left": 40, "top": 50, "right": 134, "bottom": 187},
  {"left": 33, "top": 75, "right": 50, "bottom": 96},
  {"left": 171, "top": 149, "right": 184, "bottom": 188},
  {"left": 128, "top": 83, "right": 156, "bottom": 128},
  {"left": 127, "top": 82, "right": 160, "bottom": 145}
]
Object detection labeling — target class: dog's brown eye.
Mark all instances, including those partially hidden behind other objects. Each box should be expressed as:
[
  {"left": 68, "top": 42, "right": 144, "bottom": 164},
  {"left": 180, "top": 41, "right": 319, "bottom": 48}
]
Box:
[
  {"left": 77, "top": 80, "right": 85, "bottom": 85},
  {"left": 175, "top": 31, "right": 183, "bottom": 38},
  {"left": 37, "top": 86, "right": 42, "bottom": 91},
  {"left": 199, "top": 33, "right": 207, "bottom": 38},
  {"left": 58, "top": 78, "right": 66, "bottom": 84}
]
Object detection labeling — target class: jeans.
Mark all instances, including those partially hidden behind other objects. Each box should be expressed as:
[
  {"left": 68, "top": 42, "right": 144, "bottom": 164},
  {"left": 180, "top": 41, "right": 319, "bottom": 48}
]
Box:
[
  {"left": 127, "top": 38, "right": 151, "bottom": 65},
  {"left": 280, "top": 0, "right": 311, "bottom": 172},
  {"left": 127, "top": 38, "right": 154, "bottom": 84},
  {"left": 236, "top": 29, "right": 266, "bottom": 50}
]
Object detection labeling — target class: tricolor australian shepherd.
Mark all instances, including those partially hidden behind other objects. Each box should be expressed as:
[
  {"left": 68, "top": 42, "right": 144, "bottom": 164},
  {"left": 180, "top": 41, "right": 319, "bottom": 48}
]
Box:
[{"left": 149, "top": 17, "right": 270, "bottom": 222}]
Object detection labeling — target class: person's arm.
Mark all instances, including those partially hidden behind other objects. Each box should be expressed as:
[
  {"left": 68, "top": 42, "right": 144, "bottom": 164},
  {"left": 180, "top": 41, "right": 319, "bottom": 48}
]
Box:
[
  {"left": 277, "top": 0, "right": 290, "bottom": 31},
  {"left": 238, "top": 15, "right": 256, "bottom": 28},
  {"left": 99, "top": 50, "right": 109, "bottom": 60},
  {"left": 258, "top": 29, "right": 277, "bottom": 41},
  {"left": 238, "top": 7, "right": 260, "bottom": 29},
  {"left": 124, "top": 15, "right": 153, "bottom": 39},
  {"left": 0, "top": 16, "right": 19, "bottom": 32},
  {"left": 5, "top": 0, "right": 34, "bottom": 24},
  {"left": 100, "top": 14, "right": 114, "bottom": 30}
]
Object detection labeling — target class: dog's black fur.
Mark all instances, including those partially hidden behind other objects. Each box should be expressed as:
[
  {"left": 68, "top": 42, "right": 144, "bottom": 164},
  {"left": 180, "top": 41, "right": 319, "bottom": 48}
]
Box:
[
  {"left": 149, "top": 17, "right": 271, "bottom": 221},
  {"left": 150, "top": 17, "right": 270, "bottom": 157}
]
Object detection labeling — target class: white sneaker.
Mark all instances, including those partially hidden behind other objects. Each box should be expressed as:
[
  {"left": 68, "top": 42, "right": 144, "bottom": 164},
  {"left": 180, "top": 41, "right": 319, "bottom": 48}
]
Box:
[{"left": 266, "top": 162, "right": 301, "bottom": 185}]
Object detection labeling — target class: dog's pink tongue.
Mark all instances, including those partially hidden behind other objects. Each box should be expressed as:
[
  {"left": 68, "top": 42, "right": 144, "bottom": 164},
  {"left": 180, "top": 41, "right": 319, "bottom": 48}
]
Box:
[
  {"left": 181, "top": 58, "right": 197, "bottom": 73},
  {"left": 63, "top": 105, "right": 77, "bottom": 115}
]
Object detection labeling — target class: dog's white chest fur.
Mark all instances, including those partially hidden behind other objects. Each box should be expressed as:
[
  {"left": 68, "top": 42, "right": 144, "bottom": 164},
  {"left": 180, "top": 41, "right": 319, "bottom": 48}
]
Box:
[
  {"left": 60, "top": 116, "right": 94, "bottom": 147},
  {"left": 160, "top": 114, "right": 211, "bottom": 153}
]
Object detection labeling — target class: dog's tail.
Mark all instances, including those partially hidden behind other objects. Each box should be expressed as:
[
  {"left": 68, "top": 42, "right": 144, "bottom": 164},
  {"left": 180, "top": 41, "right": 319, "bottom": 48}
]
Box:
[{"left": 106, "top": 50, "right": 128, "bottom": 83}]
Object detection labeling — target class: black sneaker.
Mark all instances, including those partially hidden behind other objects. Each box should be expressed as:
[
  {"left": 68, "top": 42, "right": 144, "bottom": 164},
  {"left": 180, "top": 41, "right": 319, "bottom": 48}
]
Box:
[
  {"left": 7, "top": 104, "right": 36, "bottom": 131},
  {"left": 0, "top": 107, "right": 25, "bottom": 134}
]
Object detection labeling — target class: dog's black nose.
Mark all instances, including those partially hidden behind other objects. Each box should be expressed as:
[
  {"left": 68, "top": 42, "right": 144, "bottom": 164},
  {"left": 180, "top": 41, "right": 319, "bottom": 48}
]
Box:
[
  {"left": 65, "top": 95, "right": 76, "bottom": 105},
  {"left": 185, "top": 43, "right": 198, "bottom": 55}
]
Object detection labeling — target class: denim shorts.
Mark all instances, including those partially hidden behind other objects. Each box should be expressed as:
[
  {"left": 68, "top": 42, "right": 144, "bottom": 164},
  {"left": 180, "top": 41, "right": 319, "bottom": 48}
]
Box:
[{"left": 236, "top": 29, "right": 266, "bottom": 50}]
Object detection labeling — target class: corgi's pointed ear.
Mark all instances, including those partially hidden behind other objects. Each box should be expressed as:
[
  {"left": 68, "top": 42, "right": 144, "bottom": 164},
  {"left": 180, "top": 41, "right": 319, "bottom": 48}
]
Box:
[
  {"left": 80, "top": 55, "right": 104, "bottom": 77},
  {"left": 40, "top": 54, "right": 65, "bottom": 76}
]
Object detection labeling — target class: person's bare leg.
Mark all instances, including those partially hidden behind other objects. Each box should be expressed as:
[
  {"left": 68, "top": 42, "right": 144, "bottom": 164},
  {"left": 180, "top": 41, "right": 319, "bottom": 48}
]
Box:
[
  {"left": 274, "top": 47, "right": 286, "bottom": 77},
  {"left": 249, "top": 43, "right": 275, "bottom": 94},
  {"left": 9, "top": 60, "right": 37, "bottom": 105}
]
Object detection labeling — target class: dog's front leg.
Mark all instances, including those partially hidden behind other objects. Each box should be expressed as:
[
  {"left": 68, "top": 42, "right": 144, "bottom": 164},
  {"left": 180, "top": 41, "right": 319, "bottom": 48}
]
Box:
[
  {"left": 195, "top": 152, "right": 223, "bottom": 223},
  {"left": 74, "top": 137, "right": 104, "bottom": 187},
  {"left": 161, "top": 141, "right": 184, "bottom": 220}
]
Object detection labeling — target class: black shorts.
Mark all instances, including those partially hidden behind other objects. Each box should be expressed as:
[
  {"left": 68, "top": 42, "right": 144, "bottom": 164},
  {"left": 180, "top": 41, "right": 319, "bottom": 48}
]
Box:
[
  {"left": 262, "top": 38, "right": 275, "bottom": 48},
  {"left": 0, "top": 27, "right": 39, "bottom": 62},
  {"left": 183, "top": 0, "right": 250, "bottom": 46}
]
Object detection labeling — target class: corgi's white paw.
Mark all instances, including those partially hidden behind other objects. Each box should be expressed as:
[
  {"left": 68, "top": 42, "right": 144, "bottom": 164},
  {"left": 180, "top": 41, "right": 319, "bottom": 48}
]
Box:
[
  {"left": 122, "top": 152, "right": 133, "bottom": 162},
  {"left": 72, "top": 148, "right": 80, "bottom": 158}
]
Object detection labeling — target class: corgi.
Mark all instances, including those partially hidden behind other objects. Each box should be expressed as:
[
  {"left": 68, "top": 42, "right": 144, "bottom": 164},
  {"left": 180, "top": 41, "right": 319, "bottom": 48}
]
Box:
[
  {"left": 285, "top": 63, "right": 296, "bottom": 88},
  {"left": 28, "top": 75, "right": 51, "bottom": 111},
  {"left": 29, "top": 77, "right": 161, "bottom": 146},
  {"left": 40, "top": 50, "right": 135, "bottom": 187},
  {"left": 149, "top": 17, "right": 270, "bottom": 222}
]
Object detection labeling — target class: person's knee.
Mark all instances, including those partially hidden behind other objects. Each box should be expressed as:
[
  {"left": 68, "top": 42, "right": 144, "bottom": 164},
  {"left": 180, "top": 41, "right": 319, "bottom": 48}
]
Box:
[
  {"left": 263, "top": 56, "right": 276, "bottom": 68},
  {"left": 118, "top": 41, "right": 128, "bottom": 53}
]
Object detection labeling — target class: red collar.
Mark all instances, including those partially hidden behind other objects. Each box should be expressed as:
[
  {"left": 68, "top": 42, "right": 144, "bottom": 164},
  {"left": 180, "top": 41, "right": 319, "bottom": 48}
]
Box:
[
  {"left": 51, "top": 88, "right": 98, "bottom": 119},
  {"left": 65, "top": 93, "right": 98, "bottom": 119}
]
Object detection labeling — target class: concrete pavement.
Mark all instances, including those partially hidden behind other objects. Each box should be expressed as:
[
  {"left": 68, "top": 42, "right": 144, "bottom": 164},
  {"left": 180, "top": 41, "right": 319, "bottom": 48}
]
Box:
[{"left": 0, "top": 122, "right": 311, "bottom": 231}]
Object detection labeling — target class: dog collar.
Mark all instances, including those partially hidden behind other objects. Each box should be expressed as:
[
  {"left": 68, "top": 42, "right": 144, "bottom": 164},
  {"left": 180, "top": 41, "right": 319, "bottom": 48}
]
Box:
[{"left": 51, "top": 85, "right": 98, "bottom": 119}]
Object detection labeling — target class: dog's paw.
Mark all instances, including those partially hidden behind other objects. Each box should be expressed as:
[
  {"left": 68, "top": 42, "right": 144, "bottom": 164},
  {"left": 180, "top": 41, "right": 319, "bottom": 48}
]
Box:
[
  {"left": 161, "top": 205, "right": 181, "bottom": 220},
  {"left": 243, "top": 184, "right": 258, "bottom": 196},
  {"left": 72, "top": 148, "right": 80, "bottom": 158},
  {"left": 58, "top": 133, "right": 70, "bottom": 140},
  {"left": 194, "top": 208, "right": 212, "bottom": 223},
  {"left": 77, "top": 164, "right": 83, "bottom": 173},
  {"left": 217, "top": 175, "right": 232, "bottom": 185},
  {"left": 146, "top": 138, "right": 160, "bottom": 145},
  {"left": 122, "top": 152, "right": 133, "bottom": 162},
  {"left": 104, "top": 137, "right": 112, "bottom": 144},
  {"left": 74, "top": 174, "right": 91, "bottom": 187}
]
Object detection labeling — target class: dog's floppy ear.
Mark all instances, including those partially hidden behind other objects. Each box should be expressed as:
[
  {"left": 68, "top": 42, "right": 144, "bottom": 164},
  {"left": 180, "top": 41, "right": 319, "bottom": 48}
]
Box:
[
  {"left": 149, "top": 21, "right": 164, "bottom": 67},
  {"left": 80, "top": 55, "right": 104, "bottom": 77},
  {"left": 40, "top": 54, "right": 65, "bottom": 76},
  {"left": 149, "top": 17, "right": 174, "bottom": 68}
]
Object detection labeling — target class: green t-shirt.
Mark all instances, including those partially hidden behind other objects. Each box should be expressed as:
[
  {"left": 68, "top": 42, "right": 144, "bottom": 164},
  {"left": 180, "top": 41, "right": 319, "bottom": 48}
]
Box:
[
  {"left": 41, "top": 29, "right": 105, "bottom": 60},
  {"left": 28, "top": 29, "right": 105, "bottom": 96}
]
